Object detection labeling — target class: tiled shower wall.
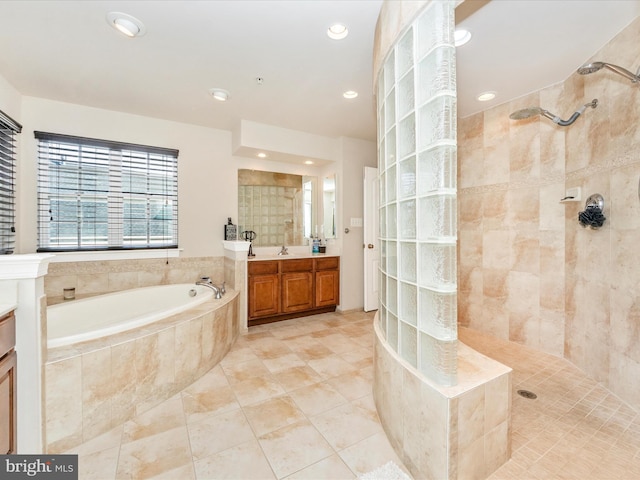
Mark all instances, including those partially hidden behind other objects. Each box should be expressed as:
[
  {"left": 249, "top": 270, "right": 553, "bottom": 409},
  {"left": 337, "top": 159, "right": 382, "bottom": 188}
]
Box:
[
  {"left": 44, "top": 256, "right": 224, "bottom": 303},
  {"left": 458, "top": 16, "right": 640, "bottom": 410}
]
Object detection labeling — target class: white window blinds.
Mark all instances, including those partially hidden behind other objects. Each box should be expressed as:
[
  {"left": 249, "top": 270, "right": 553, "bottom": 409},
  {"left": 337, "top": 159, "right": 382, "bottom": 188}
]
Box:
[
  {"left": 36, "top": 132, "right": 179, "bottom": 252},
  {"left": 0, "top": 110, "right": 21, "bottom": 255}
]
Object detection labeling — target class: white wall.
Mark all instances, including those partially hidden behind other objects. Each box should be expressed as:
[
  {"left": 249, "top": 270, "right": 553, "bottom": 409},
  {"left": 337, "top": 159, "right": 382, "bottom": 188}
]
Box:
[
  {"left": 336, "top": 137, "right": 377, "bottom": 311},
  {"left": 18, "top": 97, "right": 235, "bottom": 257},
  {"left": 0, "top": 74, "right": 21, "bottom": 122},
  {"left": 0, "top": 80, "right": 377, "bottom": 311}
]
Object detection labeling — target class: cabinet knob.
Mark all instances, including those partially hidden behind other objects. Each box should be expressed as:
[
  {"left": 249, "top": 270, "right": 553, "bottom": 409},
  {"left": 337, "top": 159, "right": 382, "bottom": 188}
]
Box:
[{"left": 367, "top": 244, "right": 374, "bottom": 249}]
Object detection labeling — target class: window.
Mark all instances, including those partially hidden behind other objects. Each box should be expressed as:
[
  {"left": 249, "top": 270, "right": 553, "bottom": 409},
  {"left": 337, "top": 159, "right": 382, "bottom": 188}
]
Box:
[
  {"left": 0, "top": 110, "right": 21, "bottom": 255},
  {"left": 36, "top": 132, "right": 178, "bottom": 252}
]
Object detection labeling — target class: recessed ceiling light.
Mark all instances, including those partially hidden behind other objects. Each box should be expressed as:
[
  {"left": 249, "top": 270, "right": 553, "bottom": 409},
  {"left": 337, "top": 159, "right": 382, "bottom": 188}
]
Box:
[
  {"left": 327, "top": 23, "right": 348, "bottom": 40},
  {"left": 106, "top": 12, "right": 146, "bottom": 38},
  {"left": 257, "top": 152, "right": 267, "bottom": 158},
  {"left": 209, "top": 88, "right": 230, "bottom": 102},
  {"left": 305, "top": 160, "right": 314, "bottom": 165},
  {"left": 454, "top": 29, "right": 471, "bottom": 47},
  {"left": 477, "top": 91, "right": 497, "bottom": 102},
  {"left": 343, "top": 90, "right": 358, "bottom": 99}
]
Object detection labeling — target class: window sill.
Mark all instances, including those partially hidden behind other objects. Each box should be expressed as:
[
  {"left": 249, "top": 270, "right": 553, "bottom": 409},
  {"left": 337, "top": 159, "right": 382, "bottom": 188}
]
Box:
[{"left": 48, "top": 248, "right": 182, "bottom": 263}]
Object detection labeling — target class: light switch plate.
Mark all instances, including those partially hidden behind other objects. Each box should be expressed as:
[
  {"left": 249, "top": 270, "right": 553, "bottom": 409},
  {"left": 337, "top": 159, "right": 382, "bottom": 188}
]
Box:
[{"left": 350, "top": 217, "right": 363, "bottom": 227}]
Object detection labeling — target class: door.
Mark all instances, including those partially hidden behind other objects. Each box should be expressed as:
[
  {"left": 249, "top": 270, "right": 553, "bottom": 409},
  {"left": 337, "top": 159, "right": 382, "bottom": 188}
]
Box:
[
  {"left": 315, "top": 269, "right": 339, "bottom": 307},
  {"left": 248, "top": 274, "right": 280, "bottom": 318},
  {"left": 282, "top": 272, "right": 314, "bottom": 313},
  {"left": 363, "top": 166, "right": 379, "bottom": 312}
]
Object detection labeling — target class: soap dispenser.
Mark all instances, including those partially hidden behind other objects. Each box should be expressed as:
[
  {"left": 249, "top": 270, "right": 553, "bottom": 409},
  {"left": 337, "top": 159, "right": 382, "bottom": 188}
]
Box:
[{"left": 224, "top": 217, "right": 237, "bottom": 240}]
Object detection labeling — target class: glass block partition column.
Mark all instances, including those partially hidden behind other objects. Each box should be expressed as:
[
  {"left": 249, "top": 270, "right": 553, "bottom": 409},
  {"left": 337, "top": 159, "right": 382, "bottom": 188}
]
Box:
[{"left": 377, "top": 1, "right": 457, "bottom": 386}]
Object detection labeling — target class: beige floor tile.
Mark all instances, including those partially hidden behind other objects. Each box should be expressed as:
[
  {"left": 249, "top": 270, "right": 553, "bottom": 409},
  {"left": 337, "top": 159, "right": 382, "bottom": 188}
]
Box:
[
  {"left": 65, "top": 425, "right": 122, "bottom": 456},
  {"left": 288, "top": 381, "right": 349, "bottom": 417},
  {"left": 116, "top": 425, "right": 192, "bottom": 479},
  {"left": 338, "top": 432, "right": 407, "bottom": 477},
  {"left": 258, "top": 420, "right": 335, "bottom": 479},
  {"left": 309, "top": 402, "right": 384, "bottom": 450},
  {"left": 243, "top": 395, "right": 307, "bottom": 437},
  {"left": 252, "top": 342, "right": 294, "bottom": 360},
  {"left": 290, "top": 342, "right": 336, "bottom": 362},
  {"left": 220, "top": 346, "right": 258, "bottom": 365},
  {"left": 147, "top": 462, "right": 196, "bottom": 480},
  {"left": 187, "top": 407, "right": 255, "bottom": 460},
  {"left": 222, "top": 358, "right": 271, "bottom": 384},
  {"left": 230, "top": 374, "right": 287, "bottom": 407},
  {"left": 121, "top": 396, "right": 186, "bottom": 444},
  {"left": 77, "top": 446, "right": 119, "bottom": 480},
  {"left": 184, "top": 364, "right": 229, "bottom": 392},
  {"left": 182, "top": 384, "right": 240, "bottom": 424},
  {"left": 272, "top": 365, "right": 323, "bottom": 392},
  {"left": 261, "top": 352, "right": 307, "bottom": 373},
  {"left": 339, "top": 345, "right": 372, "bottom": 364},
  {"left": 193, "top": 439, "right": 276, "bottom": 480},
  {"left": 307, "top": 355, "right": 358, "bottom": 380},
  {"left": 325, "top": 370, "right": 373, "bottom": 401},
  {"left": 284, "top": 453, "right": 356, "bottom": 480}
]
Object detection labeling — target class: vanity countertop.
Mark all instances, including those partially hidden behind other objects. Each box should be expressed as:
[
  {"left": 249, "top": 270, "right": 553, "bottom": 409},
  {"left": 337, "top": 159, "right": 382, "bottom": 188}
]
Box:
[
  {"left": 0, "top": 304, "right": 17, "bottom": 318},
  {"left": 247, "top": 253, "right": 339, "bottom": 261}
]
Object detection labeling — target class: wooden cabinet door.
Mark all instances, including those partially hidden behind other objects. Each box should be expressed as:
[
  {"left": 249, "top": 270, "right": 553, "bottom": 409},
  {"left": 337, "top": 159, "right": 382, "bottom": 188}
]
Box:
[
  {"left": 0, "top": 351, "right": 17, "bottom": 454},
  {"left": 282, "top": 272, "right": 314, "bottom": 313},
  {"left": 315, "top": 269, "right": 339, "bottom": 307},
  {"left": 248, "top": 274, "right": 280, "bottom": 318}
]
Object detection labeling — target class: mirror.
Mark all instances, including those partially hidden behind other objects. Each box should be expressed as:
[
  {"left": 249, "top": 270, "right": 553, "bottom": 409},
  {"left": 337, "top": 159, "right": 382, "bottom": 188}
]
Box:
[
  {"left": 238, "top": 169, "right": 316, "bottom": 247},
  {"left": 323, "top": 175, "right": 336, "bottom": 239}
]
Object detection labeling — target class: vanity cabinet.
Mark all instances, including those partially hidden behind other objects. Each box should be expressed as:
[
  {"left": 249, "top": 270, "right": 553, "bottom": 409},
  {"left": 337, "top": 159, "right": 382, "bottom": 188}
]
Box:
[
  {"left": 315, "top": 256, "right": 340, "bottom": 307},
  {"left": 0, "top": 310, "right": 17, "bottom": 454},
  {"left": 248, "top": 261, "right": 280, "bottom": 318},
  {"left": 248, "top": 256, "right": 339, "bottom": 326}
]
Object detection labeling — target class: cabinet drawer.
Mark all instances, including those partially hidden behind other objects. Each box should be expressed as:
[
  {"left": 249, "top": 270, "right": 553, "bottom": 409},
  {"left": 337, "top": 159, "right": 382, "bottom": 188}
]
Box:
[
  {"left": 0, "top": 312, "right": 15, "bottom": 358},
  {"left": 315, "top": 256, "right": 339, "bottom": 270},
  {"left": 248, "top": 261, "right": 279, "bottom": 275},
  {"left": 281, "top": 258, "right": 313, "bottom": 273}
]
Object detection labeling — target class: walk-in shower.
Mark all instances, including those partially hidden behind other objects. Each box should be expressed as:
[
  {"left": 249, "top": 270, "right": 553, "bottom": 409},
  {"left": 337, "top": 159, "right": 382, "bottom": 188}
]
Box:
[
  {"left": 509, "top": 99, "right": 598, "bottom": 126},
  {"left": 578, "top": 61, "right": 640, "bottom": 83}
]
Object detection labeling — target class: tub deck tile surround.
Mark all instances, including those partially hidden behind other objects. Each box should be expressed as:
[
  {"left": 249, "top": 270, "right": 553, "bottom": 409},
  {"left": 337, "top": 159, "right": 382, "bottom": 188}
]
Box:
[
  {"left": 45, "top": 256, "right": 225, "bottom": 304},
  {"left": 45, "top": 290, "right": 239, "bottom": 453}
]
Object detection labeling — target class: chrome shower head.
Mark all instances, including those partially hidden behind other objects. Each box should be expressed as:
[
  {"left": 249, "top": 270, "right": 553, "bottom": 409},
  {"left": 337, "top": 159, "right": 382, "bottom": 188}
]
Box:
[
  {"left": 509, "top": 107, "right": 547, "bottom": 120},
  {"left": 577, "top": 62, "right": 606, "bottom": 75},
  {"left": 509, "top": 99, "right": 598, "bottom": 127},
  {"left": 577, "top": 61, "right": 640, "bottom": 83}
]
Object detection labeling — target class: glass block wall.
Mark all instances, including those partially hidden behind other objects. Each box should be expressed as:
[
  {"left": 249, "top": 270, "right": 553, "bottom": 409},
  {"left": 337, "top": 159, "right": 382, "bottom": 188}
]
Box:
[{"left": 377, "top": 1, "right": 458, "bottom": 386}]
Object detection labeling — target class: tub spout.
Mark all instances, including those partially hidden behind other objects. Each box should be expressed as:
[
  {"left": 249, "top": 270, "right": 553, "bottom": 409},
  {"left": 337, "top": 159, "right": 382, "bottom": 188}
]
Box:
[{"left": 196, "top": 281, "right": 222, "bottom": 299}]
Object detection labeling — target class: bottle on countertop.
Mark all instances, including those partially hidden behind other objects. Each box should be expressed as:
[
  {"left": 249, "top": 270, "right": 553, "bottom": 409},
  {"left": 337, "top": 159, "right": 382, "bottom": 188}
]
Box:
[{"left": 224, "top": 217, "right": 237, "bottom": 241}]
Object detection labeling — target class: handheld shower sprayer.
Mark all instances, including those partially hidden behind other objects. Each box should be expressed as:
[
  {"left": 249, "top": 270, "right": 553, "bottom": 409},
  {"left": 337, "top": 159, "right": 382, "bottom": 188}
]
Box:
[
  {"left": 577, "top": 61, "right": 640, "bottom": 83},
  {"left": 509, "top": 99, "right": 598, "bottom": 126}
]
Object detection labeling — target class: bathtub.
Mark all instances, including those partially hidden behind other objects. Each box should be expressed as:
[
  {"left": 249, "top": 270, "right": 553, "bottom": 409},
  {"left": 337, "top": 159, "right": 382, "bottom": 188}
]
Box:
[
  {"left": 47, "top": 283, "right": 215, "bottom": 348},
  {"left": 44, "top": 284, "right": 239, "bottom": 453}
]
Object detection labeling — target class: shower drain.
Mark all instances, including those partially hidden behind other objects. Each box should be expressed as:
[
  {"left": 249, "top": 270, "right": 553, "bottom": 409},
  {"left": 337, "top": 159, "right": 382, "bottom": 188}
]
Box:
[{"left": 517, "top": 389, "right": 538, "bottom": 399}]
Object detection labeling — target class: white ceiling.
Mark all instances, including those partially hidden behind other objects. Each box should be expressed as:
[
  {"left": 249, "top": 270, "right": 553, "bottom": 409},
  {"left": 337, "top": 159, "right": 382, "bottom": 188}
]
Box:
[{"left": 0, "top": 0, "right": 638, "bottom": 147}]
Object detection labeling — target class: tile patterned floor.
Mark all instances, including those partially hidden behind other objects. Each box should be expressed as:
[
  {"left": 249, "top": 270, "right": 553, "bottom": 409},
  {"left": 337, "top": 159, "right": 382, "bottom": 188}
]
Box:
[
  {"left": 68, "top": 310, "right": 410, "bottom": 479},
  {"left": 68, "top": 312, "right": 640, "bottom": 479}
]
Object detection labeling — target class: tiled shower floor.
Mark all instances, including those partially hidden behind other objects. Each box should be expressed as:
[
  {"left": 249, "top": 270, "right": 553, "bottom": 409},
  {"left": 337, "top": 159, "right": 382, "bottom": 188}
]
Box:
[
  {"left": 460, "top": 327, "right": 640, "bottom": 480},
  {"left": 68, "top": 312, "right": 640, "bottom": 479}
]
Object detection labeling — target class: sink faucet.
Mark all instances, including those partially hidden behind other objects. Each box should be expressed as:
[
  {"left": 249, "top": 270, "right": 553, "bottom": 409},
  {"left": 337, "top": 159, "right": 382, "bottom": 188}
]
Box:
[
  {"left": 196, "top": 280, "right": 222, "bottom": 299},
  {"left": 277, "top": 245, "right": 289, "bottom": 255}
]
